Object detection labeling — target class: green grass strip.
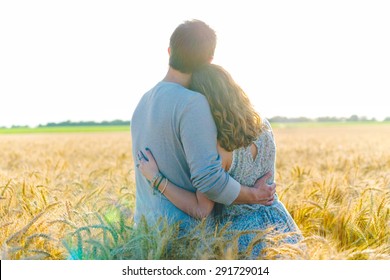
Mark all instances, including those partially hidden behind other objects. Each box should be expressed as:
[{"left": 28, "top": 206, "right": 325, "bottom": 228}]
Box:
[{"left": 0, "top": 126, "right": 130, "bottom": 134}]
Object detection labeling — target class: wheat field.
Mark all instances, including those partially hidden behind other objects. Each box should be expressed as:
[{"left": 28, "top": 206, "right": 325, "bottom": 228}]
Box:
[{"left": 0, "top": 124, "right": 389, "bottom": 260}]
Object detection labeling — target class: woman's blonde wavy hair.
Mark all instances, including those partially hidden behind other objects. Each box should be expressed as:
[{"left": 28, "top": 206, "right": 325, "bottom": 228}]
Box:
[{"left": 190, "top": 64, "right": 264, "bottom": 152}]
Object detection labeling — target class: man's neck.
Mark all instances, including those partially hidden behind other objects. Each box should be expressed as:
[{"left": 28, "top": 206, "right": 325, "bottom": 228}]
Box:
[{"left": 162, "top": 67, "right": 191, "bottom": 88}]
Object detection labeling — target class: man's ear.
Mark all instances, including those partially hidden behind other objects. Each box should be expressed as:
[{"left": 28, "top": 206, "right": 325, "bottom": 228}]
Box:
[
  {"left": 168, "top": 47, "right": 171, "bottom": 56},
  {"left": 208, "top": 56, "right": 214, "bottom": 63}
]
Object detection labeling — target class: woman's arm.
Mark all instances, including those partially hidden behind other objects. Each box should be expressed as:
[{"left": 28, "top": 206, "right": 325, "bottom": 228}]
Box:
[{"left": 137, "top": 149, "right": 214, "bottom": 219}]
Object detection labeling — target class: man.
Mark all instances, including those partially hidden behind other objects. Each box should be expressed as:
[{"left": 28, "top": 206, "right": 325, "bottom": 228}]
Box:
[{"left": 131, "top": 20, "right": 275, "bottom": 228}]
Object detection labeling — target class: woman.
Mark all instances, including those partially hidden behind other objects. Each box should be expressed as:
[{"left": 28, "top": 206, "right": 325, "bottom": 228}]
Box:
[{"left": 137, "top": 64, "right": 302, "bottom": 258}]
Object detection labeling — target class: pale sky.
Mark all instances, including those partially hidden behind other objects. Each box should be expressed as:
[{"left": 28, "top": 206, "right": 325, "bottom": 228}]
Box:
[{"left": 1, "top": 0, "right": 389, "bottom": 127}]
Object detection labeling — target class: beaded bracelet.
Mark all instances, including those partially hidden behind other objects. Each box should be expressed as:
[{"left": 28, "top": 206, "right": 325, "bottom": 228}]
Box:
[
  {"left": 160, "top": 178, "right": 169, "bottom": 194},
  {"left": 155, "top": 175, "right": 165, "bottom": 189},
  {"left": 150, "top": 172, "right": 162, "bottom": 188}
]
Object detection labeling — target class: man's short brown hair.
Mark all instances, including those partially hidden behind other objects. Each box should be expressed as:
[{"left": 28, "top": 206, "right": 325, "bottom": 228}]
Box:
[{"left": 169, "top": 20, "right": 216, "bottom": 74}]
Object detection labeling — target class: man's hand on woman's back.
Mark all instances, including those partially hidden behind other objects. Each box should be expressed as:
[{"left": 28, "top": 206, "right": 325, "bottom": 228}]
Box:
[{"left": 233, "top": 171, "right": 276, "bottom": 205}]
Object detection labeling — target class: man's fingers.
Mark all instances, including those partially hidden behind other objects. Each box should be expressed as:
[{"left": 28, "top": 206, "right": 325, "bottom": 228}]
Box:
[
  {"left": 259, "top": 196, "right": 274, "bottom": 202},
  {"left": 259, "top": 199, "right": 274, "bottom": 206},
  {"left": 262, "top": 171, "right": 273, "bottom": 181},
  {"left": 265, "top": 196, "right": 274, "bottom": 205},
  {"left": 266, "top": 200, "right": 274, "bottom": 206},
  {"left": 269, "top": 182, "right": 276, "bottom": 189},
  {"left": 269, "top": 184, "right": 276, "bottom": 194}
]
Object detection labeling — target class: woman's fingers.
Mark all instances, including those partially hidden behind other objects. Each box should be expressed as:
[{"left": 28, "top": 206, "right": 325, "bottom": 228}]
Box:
[
  {"left": 136, "top": 148, "right": 160, "bottom": 181},
  {"left": 137, "top": 150, "right": 148, "bottom": 161},
  {"left": 144, "top": 148, "right": 156, "bottom": 163},
  {"left": 136, "top": 151, "right": 147, "bottom": 171},
  {"left": 143, "top": 149, "right": 159, "bottom": 169}
]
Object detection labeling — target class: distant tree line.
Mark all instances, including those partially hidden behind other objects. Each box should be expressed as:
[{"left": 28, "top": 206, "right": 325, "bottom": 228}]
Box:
[
  {"left": 37, "top": 119, "right": 130, "bottom": 127},
  {"left": 3, "top": 116, "right": 390, "bottom": 129},
  {"left": 269, "top": 115, "right": 389, "bottom": 123}
]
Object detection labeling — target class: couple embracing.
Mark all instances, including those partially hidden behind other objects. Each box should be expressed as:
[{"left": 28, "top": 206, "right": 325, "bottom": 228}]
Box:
[{"left": 131, "top": 19, "right": 302, "bottom": 258}]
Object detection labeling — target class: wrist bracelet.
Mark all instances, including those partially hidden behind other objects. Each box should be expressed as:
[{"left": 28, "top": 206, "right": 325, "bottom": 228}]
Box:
[
  {"left": 150, "top": 172, "right": 162, "bottom": 188},
  {"left": 155, "top": 175, "right": 164, "bottom": 189},
  {"left": 160, "top": 178, "right": 169, "bottom": 194}
]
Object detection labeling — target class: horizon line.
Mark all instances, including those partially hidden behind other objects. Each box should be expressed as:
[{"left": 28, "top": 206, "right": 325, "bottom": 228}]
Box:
[{"left": 2, "top": 115, "right": 390, "bottom": 129}]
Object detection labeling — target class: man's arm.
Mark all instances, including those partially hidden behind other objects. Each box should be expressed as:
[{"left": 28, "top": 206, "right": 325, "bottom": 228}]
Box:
[{"left": 180, "top": 94, "right": 275, "bottom": 205}]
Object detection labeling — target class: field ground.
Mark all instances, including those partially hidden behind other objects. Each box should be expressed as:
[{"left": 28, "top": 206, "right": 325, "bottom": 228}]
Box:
[{"left": 0, "top": 124, "right": 389, "bottom": 259}]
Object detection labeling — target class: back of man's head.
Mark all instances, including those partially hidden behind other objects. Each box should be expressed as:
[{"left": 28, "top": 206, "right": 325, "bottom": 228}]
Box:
[{"left": 169, "top": 19, "right": 216, "bottom": 74}]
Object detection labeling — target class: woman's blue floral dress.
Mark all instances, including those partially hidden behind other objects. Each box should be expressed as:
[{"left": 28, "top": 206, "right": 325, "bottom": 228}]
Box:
[{"left": 219, "top": 119, "right": 302, "bottom": 258}]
